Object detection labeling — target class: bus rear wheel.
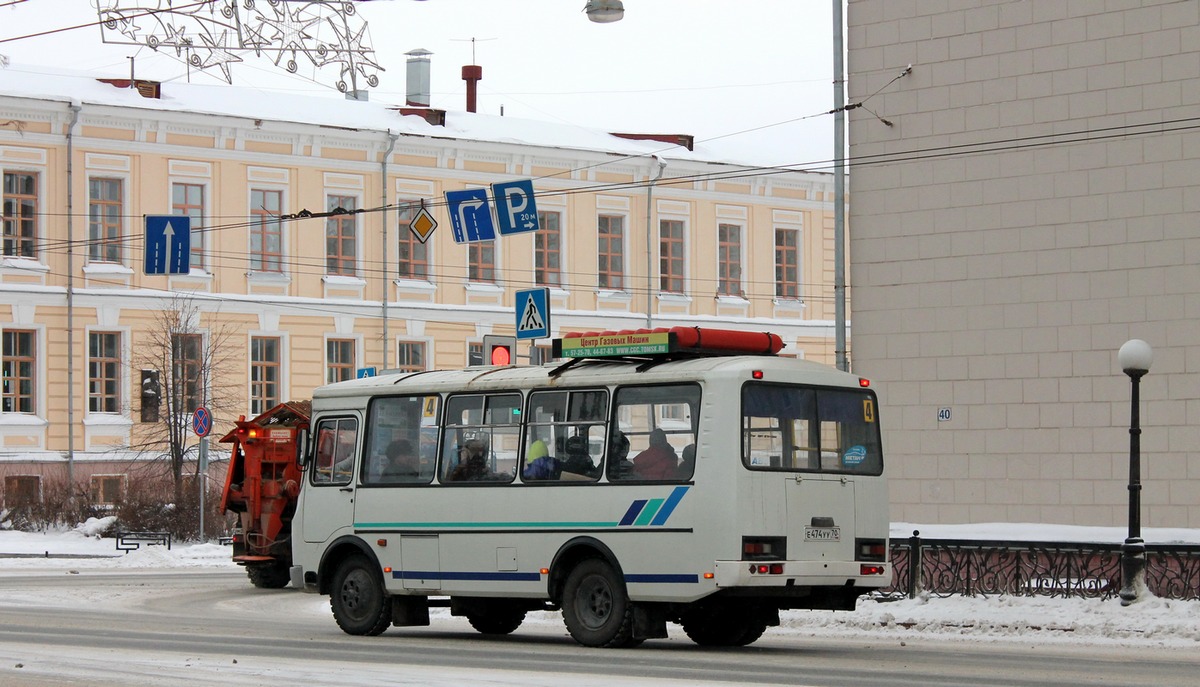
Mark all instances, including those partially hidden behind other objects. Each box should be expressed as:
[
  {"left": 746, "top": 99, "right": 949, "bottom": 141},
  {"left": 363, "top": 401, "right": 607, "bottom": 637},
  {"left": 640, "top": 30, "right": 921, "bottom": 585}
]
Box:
[
  {"left": 246, "top": 561, "right": 290, "bottom": 589},
  {"left": 681, "top": 604, "right": 769, "bottom": 647},
  {"left": 330, "top": 554, "right": 392, "bottom": 636},
  {"left": 561, "top": 559, "right": 637, "bottom": 648}
]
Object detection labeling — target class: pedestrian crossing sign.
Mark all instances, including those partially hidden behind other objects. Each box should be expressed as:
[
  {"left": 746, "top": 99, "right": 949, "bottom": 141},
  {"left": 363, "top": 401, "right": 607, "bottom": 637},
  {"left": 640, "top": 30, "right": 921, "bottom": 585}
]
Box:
[{"left": 515, "top": 288, "right": 550, "bottom": 340}]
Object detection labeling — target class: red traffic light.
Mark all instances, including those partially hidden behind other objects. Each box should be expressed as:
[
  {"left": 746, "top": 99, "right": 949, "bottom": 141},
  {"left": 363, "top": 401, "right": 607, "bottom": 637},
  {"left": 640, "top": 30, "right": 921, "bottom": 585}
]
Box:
[{"left": 490, "top": 344, "right": 512, "bottom": 365}]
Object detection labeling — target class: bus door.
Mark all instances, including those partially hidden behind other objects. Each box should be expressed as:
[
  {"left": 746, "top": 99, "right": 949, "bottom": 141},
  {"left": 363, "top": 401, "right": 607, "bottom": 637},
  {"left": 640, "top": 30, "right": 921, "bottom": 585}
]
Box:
[{"left": 303, "top": 415, "right": 360, "bottom": 544}]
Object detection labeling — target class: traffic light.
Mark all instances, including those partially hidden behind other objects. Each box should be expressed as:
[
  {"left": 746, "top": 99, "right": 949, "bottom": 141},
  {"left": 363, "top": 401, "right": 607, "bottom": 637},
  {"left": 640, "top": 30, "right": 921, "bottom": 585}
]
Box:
[
  {"left": 140, "top": 369, "right": 161, "bottom": 423},
  {"left": 482, "top": 335, "right": 517, "bottom": 366}
]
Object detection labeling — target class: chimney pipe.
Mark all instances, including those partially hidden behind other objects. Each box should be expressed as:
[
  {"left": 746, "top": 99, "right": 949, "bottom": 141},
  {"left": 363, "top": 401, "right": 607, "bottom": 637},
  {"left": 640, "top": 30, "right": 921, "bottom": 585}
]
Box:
[
  {"left": 462, "top": 64, "right": 482, "bottom": 113},
  {"left": 405, "top": 48, "right": 432, "bottom": 107}
]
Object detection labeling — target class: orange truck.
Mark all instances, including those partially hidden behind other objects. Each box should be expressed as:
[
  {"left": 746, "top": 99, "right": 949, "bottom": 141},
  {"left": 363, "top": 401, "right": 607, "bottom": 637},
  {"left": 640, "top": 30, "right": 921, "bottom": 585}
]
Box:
[{"left": 219, "top": 401, "right": 310, "bottom": 588}]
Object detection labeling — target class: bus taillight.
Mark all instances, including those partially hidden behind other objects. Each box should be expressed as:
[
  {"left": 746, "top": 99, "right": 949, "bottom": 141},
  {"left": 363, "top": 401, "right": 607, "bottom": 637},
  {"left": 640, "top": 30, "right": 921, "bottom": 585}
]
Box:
[
  {"left": 860, "top": 564, "right": 886, "bottom": 576},
  {"left": 855, "top": 538, "right": 887, "bottom": 561},
  {"left": 742, "top": 536, "right": 786, "bottom": 560},
  {"left": 749, "top": 563, "right": 785, "bottom": 575}
]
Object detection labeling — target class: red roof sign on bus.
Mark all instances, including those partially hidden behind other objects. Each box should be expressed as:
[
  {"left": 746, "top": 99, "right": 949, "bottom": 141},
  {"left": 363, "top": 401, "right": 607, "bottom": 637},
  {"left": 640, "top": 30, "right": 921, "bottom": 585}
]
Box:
[{"left": 553, "top": 326, "right": 783, "bottom": 359}]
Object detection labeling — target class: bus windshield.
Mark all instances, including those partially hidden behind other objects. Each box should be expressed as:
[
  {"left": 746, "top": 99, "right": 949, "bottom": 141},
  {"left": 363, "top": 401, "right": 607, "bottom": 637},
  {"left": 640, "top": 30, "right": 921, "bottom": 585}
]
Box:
[{"left": 741, "top": 382, "right": 882, "bottom": 475}]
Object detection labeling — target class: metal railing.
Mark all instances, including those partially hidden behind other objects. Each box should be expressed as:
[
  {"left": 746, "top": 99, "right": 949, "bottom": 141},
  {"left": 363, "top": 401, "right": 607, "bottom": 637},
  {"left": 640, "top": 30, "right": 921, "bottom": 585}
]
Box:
[{"left": 876, "top": 531, "right": 1200, "bottom": 601}]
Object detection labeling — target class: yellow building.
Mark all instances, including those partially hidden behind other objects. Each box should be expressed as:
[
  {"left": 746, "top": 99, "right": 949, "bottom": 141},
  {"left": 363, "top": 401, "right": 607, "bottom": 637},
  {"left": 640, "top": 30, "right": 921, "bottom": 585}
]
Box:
[{"left": 0, "top": 68, "right": 846, "bottom": 509}]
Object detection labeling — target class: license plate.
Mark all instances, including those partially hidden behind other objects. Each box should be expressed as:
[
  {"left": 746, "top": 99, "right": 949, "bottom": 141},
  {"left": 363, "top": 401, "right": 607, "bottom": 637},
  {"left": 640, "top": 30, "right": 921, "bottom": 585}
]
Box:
[{"left": 804, "top": 527, "right": 841, "bottom": 542}]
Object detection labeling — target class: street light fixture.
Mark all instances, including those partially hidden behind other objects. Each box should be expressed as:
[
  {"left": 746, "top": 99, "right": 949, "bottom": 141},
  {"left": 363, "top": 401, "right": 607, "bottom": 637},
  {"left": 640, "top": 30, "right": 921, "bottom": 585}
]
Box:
[
  {"left": 1117, "top": 338, "right": 1153, "bottom": 606},
  {"left": 584, "top": 0, "right": 624, "bottom": 23}
]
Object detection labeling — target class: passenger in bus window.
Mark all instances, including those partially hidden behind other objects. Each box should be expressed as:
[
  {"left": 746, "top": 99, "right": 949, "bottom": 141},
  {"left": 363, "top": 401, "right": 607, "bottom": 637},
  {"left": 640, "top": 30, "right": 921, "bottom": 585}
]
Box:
[
  {"left": 677, "top": 444, "right": 696, "bottom": 479},
  {"left": 632, "top": 428, "right": 678, "bottom": 480},
  {"left": 381, "top": 438, "right": 419, "bottom": 481},
  {"left": 560, "top": 435, "right": 599, "bottom": 478},
  {"left": 448, "top": 436, "right": 493, "bottom": 481},
  {"left": 607, "top": 432, "right": 633, "bottom": 480},
  {"left": 522, "top": 439, "right": 561, "bottom": 480}
]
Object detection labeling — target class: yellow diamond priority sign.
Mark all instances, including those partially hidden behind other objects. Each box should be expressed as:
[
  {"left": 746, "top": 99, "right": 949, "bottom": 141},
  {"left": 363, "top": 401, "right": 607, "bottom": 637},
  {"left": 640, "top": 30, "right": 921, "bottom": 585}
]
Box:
[{"left": 409, "top": 206, "right": 437, "bottom": 244}]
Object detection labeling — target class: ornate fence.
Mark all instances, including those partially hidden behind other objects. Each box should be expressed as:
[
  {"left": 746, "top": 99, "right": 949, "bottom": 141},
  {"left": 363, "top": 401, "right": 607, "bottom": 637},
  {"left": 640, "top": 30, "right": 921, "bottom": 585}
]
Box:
[{"left": 877, "top": 531, "right": 1200, "bottom": 601}]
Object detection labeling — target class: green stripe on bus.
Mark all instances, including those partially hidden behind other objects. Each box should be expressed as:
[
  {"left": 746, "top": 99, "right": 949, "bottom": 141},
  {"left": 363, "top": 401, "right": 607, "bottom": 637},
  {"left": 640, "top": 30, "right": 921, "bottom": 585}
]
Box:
[{"left": 633, "top": 498, "right": 664, "bottom": 527}]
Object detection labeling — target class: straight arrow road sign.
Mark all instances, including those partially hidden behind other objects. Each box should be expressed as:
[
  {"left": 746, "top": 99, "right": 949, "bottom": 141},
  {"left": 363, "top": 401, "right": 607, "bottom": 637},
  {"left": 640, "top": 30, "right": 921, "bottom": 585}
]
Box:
[{"left": 144, "top": 215, "right": 191, "bottom": 275}]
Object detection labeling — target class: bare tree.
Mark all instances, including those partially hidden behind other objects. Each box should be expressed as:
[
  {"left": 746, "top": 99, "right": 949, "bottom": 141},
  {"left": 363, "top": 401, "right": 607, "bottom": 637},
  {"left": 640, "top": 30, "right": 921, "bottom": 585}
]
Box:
[{"left": 128, "top": 294, "right": 241, "bottom": 502}]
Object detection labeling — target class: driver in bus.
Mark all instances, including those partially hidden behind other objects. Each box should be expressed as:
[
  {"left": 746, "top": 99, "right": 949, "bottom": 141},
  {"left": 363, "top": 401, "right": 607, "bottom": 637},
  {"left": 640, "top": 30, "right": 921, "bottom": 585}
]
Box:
[{"left": 448, "top": 435, "right": 493, "bottom": 481}]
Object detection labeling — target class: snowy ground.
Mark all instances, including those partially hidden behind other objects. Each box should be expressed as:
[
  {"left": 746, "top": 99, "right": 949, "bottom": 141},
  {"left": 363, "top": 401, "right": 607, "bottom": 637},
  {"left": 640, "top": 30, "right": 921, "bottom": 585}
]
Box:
[{"left": 1, "top": 518, "right": 1199, "bottom": 650}]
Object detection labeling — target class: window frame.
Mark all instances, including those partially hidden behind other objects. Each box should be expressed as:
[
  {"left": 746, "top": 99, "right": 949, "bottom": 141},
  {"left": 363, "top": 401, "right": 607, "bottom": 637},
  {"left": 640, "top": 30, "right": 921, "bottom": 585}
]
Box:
[
  {"left": 250, "top": 188, "right": 284, "bottom": 273},
  {"left": 171, "top": 332, "right": 204, "bottom": 416},
  {"left": 2, "top": 170, "right": 38, "bottom": 259},
  {"left": 88, "top": 177, "right": 124, "bottom": 264},
  {"left": 468, "top": 241, "right": 496, "bottom": 283},
  {"left": 325, "top": 194, "right": 359, "bottom": 276},
  {"left": 658, "top": 218, "right": 685, "bottom": 294},
  {"left": 396, "top": 200, "right": 430, "bottom": 280},
  {"left": 535, "top": 210, "right": 562, "bottom": 287},
  {"left": 88, "top": 331, "right": 121, "bottom": 414},
  {"left": 326, "top": 338, "right": 356, "bottom": 384},
  {"left": 774, "top": 227, "right": 801, "bottom": 299},
  {"left": 717, "top": 222, "right": 744, "bottom": 296},
  {"left": 1, "top": 329, "right": 37, "bottom": 414},
  {"left": 250, "top": 335, "right": 282, "bottom": 416},
  {"left": 597, "top": 214, "right": 625, "bottom": 290},
  {"left": 171, "top": 181, "right": 206, "bottom": 270},
  {"left": 395, "top": 340, "right": 426, "bottom": 373}
]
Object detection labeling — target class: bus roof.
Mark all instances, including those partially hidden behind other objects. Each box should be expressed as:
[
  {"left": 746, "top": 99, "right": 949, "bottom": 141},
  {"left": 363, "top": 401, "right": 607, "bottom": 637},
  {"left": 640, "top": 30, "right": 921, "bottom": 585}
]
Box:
[{"left": 312, "top": 355, "right": 867, "bottom": 401}]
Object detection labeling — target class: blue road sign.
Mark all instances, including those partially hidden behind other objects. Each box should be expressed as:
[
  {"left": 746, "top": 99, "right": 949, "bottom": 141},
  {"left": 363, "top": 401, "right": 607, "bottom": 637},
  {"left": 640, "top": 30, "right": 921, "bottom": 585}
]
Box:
[
  {"left": 144, "top": 215, "right": 191, "bottom": 275},
  {"left": 445, "top": 189, "right": 496, "bottom": 243},
  {"left": 515, "top": 287, "right": 551, "bottom": 340},
  {"left": 493, "top": 179, "right": 540, "bottom": 236},
  {"left": 191, "top": 406, "right": 212, "bottom": 437},
  {"left": 356, "top": 367, "right": 377, "bottom": 379}
]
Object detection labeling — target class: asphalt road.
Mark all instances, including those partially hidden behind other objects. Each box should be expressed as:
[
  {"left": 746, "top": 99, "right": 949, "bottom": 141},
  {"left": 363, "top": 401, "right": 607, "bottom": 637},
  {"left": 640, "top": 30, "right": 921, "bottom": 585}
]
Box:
[{"left": 0, "top": 569, "right": 1195, "bottom": 687}]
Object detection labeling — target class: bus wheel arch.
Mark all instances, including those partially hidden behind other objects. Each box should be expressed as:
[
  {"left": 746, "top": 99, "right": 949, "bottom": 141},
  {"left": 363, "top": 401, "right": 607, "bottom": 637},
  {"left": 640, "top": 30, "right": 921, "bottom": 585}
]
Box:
[
  {"left": 317, "top": 536, "right": 382, "bottom": 595},
  {"left": 547, "top": 536, "right": 623, "bottom": 604}
]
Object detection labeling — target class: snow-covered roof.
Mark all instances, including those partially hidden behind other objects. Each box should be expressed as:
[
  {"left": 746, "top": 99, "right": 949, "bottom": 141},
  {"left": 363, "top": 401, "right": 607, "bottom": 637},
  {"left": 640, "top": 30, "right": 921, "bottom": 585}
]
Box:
[{"left": 0, "top": 63, "right": 773, "bottom": 168}]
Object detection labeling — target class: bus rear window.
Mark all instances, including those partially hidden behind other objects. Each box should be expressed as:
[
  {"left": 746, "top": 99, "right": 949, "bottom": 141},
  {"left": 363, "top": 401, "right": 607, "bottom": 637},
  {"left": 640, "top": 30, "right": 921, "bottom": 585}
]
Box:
[{"left": 742, "top": 382, "right": 882, "bottom": 475}]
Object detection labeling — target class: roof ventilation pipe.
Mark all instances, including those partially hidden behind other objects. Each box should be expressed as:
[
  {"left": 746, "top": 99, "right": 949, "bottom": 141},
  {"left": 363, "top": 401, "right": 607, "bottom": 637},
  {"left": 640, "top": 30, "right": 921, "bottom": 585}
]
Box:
[{"left": 405, "top": 48, "right": 432, "bottom": 107}]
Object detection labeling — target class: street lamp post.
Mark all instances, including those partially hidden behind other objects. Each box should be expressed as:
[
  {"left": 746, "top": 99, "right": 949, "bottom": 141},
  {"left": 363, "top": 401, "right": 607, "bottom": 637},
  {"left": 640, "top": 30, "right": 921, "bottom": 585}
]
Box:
[{"left": 1117, "top": 338, "right": 1153, "bottom": 606}]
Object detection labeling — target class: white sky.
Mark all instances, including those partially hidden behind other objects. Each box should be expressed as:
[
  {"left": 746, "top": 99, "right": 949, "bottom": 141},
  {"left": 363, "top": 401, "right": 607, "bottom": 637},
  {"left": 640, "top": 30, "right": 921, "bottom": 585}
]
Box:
[{"left": 0, "top": 0, "right": 837, "bottom": 168}]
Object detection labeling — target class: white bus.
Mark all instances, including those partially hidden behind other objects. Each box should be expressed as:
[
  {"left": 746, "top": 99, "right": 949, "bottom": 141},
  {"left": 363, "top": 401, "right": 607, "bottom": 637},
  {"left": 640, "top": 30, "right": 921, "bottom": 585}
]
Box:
[{"left": 290, "top": 327, "right": 890, "bottom": 648}]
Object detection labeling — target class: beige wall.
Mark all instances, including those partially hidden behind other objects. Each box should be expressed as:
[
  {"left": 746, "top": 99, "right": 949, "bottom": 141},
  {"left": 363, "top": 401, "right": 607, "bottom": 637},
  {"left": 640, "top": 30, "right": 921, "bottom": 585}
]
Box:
[
  {"left": 847, "top": 0, "right": 1200, "bottom": 527},
  {"left": 0, "top": 78, "right": 847, "bottom": 498}
]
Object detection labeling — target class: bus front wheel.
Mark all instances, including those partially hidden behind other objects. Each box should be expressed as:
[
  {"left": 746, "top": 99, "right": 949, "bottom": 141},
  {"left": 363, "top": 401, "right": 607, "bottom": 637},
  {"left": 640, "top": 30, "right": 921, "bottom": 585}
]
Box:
[
  {"left": 330, "top": 554, "right": 393, "bottom": 636},
  {"left": 561, "top": 559, "right": 637, "bottom": 648}
]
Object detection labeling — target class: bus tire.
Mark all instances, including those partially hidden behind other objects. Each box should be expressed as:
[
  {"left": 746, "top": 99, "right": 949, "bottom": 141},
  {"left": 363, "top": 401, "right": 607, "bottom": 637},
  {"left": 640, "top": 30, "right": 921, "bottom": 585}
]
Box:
[
  {"left": 681, "top": 604, "right": 768, "bottom": 647},
  {"left": 561, "top": 559, "right": 636, "bottom": 648},
  {"left": 246, "top": 562, "right": 291, "bottom": 589},
  {"left": 330, "top": 554, "right": 392, "bottom": 636},
  {"left": 465, "top": 601, "right": 527, "bottom": 635}
]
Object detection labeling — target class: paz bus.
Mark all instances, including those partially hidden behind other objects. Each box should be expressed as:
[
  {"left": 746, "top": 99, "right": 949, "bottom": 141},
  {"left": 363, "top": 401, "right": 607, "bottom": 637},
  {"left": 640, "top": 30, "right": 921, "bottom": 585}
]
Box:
[{"left": 289, "top": 327, "right": 890, "bottom": 648}]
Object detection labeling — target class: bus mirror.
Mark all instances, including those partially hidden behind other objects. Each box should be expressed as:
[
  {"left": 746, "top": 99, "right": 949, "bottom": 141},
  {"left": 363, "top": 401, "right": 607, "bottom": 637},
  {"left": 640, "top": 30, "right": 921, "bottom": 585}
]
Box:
[{"left": 296, "top": 428, "right": 311, "bottom": 468}]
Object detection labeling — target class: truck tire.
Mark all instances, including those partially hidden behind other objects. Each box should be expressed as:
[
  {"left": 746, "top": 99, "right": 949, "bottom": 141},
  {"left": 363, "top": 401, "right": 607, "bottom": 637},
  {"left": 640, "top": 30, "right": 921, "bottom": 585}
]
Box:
[
  {"left": 246, "top": 562, "right": 290, "bottom": 589},
  {"left": 681, "top": 603, "right": 768, "bottom": 647},
  {"left": 560, "top": 558, "right": 637, "bottom": 648},
  {"left": 465, "top": 600, "right": 526, "bottom": 635},
  {"left": 330, "top": 554, "right": 392, "bottom": 636}
]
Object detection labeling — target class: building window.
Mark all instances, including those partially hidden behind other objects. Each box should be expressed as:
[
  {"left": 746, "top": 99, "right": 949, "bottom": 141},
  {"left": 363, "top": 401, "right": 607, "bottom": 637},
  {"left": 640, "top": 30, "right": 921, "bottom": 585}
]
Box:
[
  {"left": 467, "top": 342, "right": 483, "bottom": 367},
  {"left": 327, "top": 338, "right": 355, "bottom": 383},
  {"left": 2, "top": 329, "right": 36, "bottom": 413},
  {"left": 3, "top": 475, "right": 41, "bottom": 508},
  {"left": 597, "top": 215, "right": 624, "bottom": 289},
  {"left": 250, "top": 336, "right": 281, "bottom": 416},
  {"left": 397, "top": 201, "right": 429, "bottom": 280},
  {"left": 326, "top": 194, "right": 358, "bottom": 276},
  {"left": 90, "top": 475, "right": 125, "bottom": 506},
  {"left": 88, "top": 331, "right": 121, "bottom": 414},
  {"left": 659, "top": 219, "right": 685, "bottom": 293},
  {"left": 250, "top": 188, "right": 283, "bottom": 272},
  {"left": 535, "top": 210, "right": 561, "bottom": 286},
  {"left": 468, "top": 242, "right": 495, "bottom": 283},
  {"left": 396, "top": 341, "right": 425, "bottom": 372},
  {"left": 171, "top": 333, "right": 204, "bottom": 415},
  {"left": 717, "top": 223, "right": 743, "bottom": 296},
  {"left": 530, "top": 345, "right": 556, "bottom": 365},
  {"left": 88, "top": 178, "right": 123, "bottom": 263},
  {"left": 775, "top": 228, "right": 800, "bottom": 299},
  {"left": 171, "top": 182, "right": 205, "bottom": 270},
  {"left": 2, "top": 171, "right": 38, "bottom": 259}
]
